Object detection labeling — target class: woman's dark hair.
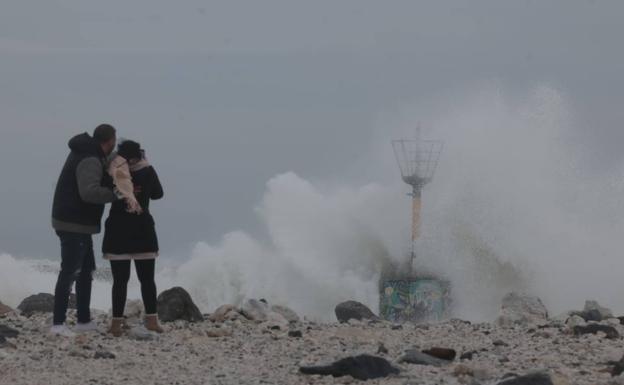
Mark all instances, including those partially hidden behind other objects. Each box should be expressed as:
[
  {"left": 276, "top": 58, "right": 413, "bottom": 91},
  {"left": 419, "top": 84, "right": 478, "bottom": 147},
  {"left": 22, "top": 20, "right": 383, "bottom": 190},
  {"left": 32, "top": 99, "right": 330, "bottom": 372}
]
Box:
[
  {"left": 93, "top": 124, "right": 116, "bottom": 143},
  {"left": 117, "top": 140, "right": 142, "bottom": 161}
]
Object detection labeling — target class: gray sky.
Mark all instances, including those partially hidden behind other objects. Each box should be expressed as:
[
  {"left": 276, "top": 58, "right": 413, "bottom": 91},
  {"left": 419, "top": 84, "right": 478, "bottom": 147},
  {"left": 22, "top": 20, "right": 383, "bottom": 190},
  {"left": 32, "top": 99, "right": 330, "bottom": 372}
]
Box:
[{"left": 1, "top": 0, "right": 623, "bottom": 257}]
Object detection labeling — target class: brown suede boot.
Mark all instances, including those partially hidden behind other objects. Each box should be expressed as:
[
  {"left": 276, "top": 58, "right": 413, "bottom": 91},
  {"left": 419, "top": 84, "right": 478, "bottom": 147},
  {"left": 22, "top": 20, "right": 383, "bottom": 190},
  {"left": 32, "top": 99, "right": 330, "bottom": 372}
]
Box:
[
  {"left": 145, "top": 314, "right": 164, "bottom": 333},
  {"left": 108, "top": 318, "right": 124, "bottom": 337}
]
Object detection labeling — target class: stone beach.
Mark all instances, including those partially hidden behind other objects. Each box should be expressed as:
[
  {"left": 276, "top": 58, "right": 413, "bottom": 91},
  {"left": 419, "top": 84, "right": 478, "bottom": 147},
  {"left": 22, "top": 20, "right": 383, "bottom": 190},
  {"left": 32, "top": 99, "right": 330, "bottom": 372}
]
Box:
[{"left": 1, "top": 294, "right": 624, "bottom": 385}]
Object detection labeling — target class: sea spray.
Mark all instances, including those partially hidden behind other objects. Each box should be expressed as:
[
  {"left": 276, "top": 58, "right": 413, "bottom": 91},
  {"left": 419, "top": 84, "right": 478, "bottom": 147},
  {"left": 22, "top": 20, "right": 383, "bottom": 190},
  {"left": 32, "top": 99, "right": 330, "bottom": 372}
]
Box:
[{"left": 2, "top": 84, "right": 624, "bottom": 322}]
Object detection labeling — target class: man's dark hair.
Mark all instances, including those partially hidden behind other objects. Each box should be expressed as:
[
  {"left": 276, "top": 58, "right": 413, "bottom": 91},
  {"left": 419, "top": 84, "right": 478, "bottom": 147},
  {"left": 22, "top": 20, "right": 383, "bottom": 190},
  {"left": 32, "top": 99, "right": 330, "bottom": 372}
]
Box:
[{"left": 93, "top": 124, "right": 116, "bottom": 143}]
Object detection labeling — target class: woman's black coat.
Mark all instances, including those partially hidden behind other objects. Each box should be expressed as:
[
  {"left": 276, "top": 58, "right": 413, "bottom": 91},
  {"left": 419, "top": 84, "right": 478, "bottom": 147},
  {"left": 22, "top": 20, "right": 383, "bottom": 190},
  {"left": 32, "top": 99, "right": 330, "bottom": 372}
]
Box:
[{"left": 102, "top": 165, "right": 163, "bottom": 255}]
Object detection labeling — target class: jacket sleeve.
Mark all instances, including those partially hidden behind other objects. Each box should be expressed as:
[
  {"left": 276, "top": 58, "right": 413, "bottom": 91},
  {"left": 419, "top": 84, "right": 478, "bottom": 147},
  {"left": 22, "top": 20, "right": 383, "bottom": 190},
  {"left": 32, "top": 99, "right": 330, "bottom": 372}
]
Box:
[
  {"left": 150, "top": 167, "right": 164, "bottom": 200},
  {"left": 76, "top": 157, "right": 117, "bottom": 204}
]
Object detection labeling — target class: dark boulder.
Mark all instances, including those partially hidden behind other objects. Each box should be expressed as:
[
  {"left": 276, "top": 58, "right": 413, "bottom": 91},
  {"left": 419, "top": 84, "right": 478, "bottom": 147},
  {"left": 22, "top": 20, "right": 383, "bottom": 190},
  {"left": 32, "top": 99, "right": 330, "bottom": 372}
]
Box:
[
  {"left": 399, "top": 349, "right": 451, "bottom": 367},
  {"left": 571, "top": 309, "right": 602, "bottom": 322},
  {"left": 573, "top": 324, "right": 620, "bottom": 339},
  {"left": 335, "top": 301, "right": 378, "bottom": 323},
  {"left": 422, "top": 347, "right": 456, "bottom": 361},
  {"left": 300, "top": 354, "right": 399, "bottom": 381},
  {"left": 157, "top": 287, "right": 203, "bottom": 323},
  {"left": 18, "top": 293, "right": 76, "bottom": 316}
]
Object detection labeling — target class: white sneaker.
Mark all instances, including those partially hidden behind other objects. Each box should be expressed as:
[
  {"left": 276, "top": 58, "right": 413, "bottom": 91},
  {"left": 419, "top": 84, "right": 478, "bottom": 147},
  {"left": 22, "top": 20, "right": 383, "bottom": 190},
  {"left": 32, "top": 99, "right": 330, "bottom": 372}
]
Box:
[
  {"left": 50, "top": 325, "right": 76, "bottom": 338},
  {"left": 74, "top": 321, "right": 99, "bottom": 333}
]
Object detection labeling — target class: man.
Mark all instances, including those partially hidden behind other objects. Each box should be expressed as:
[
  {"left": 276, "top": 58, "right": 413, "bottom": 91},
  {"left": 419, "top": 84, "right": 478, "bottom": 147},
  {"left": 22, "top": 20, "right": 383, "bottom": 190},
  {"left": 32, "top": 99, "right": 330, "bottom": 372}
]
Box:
[{"left": 50, "top": 124, "right": 118, "bottom": 337}]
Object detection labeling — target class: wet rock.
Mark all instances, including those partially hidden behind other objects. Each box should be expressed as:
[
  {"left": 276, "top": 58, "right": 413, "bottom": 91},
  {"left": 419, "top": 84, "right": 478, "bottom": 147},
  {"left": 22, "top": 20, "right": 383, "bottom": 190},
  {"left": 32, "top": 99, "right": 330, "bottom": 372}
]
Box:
[
  {"left": 0, "top": 325, "right": 19, "bottom": 339},
  {"left": 573, "top": 324, "right": 620, "bottom": 339},
  {"left": 241, "top": 299, "right": 271, "bottom": 321},
  {"left": 335, "top": 301, "right": 379, "bottom": 323},
  {"left": 496, "top": 371, "right": 554, "bottom": 385},
  {"left": 422, "top": 347, "right": 457, "bottom": 361},
  {"left": 0, "top": 301, "right": 13, "bottom": 315},
  {"left": 399, "top": 349, "right": 452, "bottom": 367},
  {"left": 208, "top": 305, "right": 238, "bottom": 323},
  {"left": 157, "top": 287, "right": 203, "bottom": 323},
  {"left": 271, "top": 305, "right": 300, "bottom": 323},
  {"left": 18, "top": 293, "right": 76, "bottom": 316},
  {"left": 496, "top": 292, "right": 548, "bottom": 327},
  {"left": 300, "top": 354, "right": 400, "bottom": 380},
  {"left": 94, "top": 350, "right": 116, "bottom": 359}
]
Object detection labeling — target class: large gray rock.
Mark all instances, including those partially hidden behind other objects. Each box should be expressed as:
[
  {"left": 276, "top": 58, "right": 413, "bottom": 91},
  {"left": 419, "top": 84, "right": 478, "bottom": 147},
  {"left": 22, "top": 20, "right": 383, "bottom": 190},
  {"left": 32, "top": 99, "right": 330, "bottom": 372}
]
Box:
[
  {"left": 157, "top": 287, "right": 203, "bottom": 323},
  {"left": 18, "top": 293, "right": 76, "bottom": 316},
  {"left": 335, "top": 301, "right": 379, "bottom": 323},
  {"left": 271, "top": 305, "right": 300, "bottom": 323},
  {"left": 496, "top": 292, "right": 548, "bottom": 327},
  {"left": 241, "top": 299, "right": 271, "bottom": 321},
  {"left": 582, "top": 300, "right": 613, "bottom": 321},
  {"left": 259, "top": 311, "right": 289, "bottom": 331},
  {"left": 208, "top": 304, "right": 238, "bottom": 323},
  {"left": 0, "top": 301, "right": 13, "bottom": 315}
]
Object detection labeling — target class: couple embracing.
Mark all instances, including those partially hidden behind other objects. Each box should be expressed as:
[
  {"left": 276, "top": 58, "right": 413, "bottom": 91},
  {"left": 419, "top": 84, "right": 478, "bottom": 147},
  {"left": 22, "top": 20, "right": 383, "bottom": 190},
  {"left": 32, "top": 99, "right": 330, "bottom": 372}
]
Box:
[{"left": 50, "top": 124, "right": 164, "bottom": 337}]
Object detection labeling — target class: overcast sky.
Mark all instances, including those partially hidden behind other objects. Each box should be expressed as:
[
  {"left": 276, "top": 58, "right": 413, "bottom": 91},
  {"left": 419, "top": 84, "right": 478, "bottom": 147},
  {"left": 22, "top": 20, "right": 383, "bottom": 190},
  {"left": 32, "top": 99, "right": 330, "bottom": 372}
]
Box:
[{"left": 1, "top": 0, "right": 623, "bottom": 257}]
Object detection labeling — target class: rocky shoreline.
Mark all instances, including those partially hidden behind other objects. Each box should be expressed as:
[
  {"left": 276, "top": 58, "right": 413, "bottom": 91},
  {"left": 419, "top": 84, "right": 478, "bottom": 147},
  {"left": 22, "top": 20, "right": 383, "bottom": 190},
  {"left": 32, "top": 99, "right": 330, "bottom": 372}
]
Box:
[{"left": 2, "top": 292, "right": 624, "bottom": 385}]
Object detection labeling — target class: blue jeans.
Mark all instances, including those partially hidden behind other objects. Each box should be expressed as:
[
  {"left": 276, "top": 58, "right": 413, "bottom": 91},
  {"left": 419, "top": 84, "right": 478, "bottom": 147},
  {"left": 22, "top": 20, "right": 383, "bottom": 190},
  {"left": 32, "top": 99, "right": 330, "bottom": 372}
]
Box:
[{"left": 53, "top": 231, "right": 95, "bottom": 325}]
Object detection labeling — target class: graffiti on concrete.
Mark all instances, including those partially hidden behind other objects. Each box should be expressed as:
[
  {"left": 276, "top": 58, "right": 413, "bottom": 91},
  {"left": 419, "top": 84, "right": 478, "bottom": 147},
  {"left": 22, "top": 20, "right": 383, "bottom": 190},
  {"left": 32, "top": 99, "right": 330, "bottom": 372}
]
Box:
[{"left": 380, "top": 279, "right": 449, "bottom": 323}]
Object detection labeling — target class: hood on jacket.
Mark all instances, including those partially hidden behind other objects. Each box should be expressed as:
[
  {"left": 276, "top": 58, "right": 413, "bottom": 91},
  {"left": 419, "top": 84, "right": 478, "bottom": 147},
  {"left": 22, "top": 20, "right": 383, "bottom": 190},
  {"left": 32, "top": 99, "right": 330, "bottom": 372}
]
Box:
[{"left": 68, "top": 133, "right": 103, "bottom": 157}]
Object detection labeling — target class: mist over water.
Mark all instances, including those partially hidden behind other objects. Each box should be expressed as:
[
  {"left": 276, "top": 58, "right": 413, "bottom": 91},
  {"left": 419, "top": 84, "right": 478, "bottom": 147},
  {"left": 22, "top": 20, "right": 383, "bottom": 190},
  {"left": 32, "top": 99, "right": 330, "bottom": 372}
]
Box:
[{"left": 2, "top": 84, "right": 624, "bottom": 322}]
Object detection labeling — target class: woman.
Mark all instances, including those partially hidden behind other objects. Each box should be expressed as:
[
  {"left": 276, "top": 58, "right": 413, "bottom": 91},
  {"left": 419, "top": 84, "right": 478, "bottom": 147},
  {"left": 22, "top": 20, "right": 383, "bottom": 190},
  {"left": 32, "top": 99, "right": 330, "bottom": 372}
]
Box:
[{"left": 103, "top": 140, "right": 164, "bottom": 336}]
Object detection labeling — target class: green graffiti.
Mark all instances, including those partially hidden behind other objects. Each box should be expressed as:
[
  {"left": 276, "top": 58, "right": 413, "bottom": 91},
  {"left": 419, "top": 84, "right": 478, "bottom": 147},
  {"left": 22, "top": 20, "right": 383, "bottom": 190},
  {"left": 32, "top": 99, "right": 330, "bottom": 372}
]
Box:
[{"left": 380, "top": 279, "right": 450, "bottom": 323}]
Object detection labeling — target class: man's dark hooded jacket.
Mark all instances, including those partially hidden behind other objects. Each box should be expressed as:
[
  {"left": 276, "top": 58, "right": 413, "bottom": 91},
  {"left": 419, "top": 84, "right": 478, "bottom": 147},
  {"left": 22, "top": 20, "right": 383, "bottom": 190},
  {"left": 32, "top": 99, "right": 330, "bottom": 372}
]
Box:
[{"left": 52, "top": 133, "right": 116, "bottom": 234}]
